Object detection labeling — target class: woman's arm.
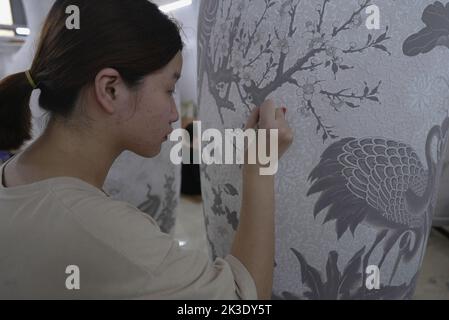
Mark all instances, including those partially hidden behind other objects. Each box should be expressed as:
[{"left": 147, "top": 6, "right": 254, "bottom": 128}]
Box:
[
  {"left": 230, "top": 100, "right": 293, "bottom": 300},
  {"left": 231, "top": 164, "right": 275, "bottom": 300}
]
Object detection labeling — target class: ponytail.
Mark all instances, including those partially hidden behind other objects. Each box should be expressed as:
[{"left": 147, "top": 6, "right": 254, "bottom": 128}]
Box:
[{"left": 0, "top": 72, "right": 34, "bottom": 151}]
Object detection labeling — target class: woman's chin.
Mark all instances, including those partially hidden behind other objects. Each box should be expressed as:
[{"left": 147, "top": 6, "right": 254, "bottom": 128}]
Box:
[
  {"left": 132, "top": 144, "right": 162, "bottom": 158},
  {"left": 146, "top": 147, "right": 162, "bottom": 158}
]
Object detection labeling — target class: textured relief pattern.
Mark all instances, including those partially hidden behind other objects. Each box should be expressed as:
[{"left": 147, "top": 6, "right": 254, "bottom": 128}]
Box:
[
  {"left": 410, "top": 2, "right": 449, "bottom": 226},
  {"left": 198, "top": 0, "right": 449, "bottom": 299}
]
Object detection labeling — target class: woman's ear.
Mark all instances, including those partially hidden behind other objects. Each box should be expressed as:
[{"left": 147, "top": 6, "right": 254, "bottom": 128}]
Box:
[{"left": 94, "top": 68, "right": 126, "bottom": 115}]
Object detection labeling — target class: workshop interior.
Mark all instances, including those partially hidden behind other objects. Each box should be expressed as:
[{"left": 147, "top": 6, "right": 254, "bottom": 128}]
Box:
[{"left": 0, "top": 0, "right": 448, "bottom": 300}]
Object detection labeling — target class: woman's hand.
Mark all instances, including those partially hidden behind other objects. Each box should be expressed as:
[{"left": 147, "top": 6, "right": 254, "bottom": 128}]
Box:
[{"left": 244, "top": 99, "right": 294, "bottom": 166}]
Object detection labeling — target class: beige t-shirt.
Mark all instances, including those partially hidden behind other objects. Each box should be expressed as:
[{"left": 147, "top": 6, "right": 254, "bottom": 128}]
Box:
[{"left": 0, "top": 157, "right": 257, "bottom": 300}]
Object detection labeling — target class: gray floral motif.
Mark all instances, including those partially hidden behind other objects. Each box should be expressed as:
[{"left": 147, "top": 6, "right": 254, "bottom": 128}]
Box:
[
  {"left": 211, "top": 185, "right": 240, "bottom": 231},
  {"left": 205, "top": 183, "right": 241, "bottom": 259},
  {"left": 273, "top": 247, "right": 418, "bottom": 300},
  {"left": 403, "top": 1, "right": 449, "bottom": 56},
  {"left": 138, "top": 184, "right": 161, "bottom": 216},
  {"left": 307, "top": 117, "right": 449, "bottom": 285},
  {"left": 198, "top": 0, "right": 390, "bottom": 142},
  {"left": 138, "top": 175, "right": 177, "bottom": 234},
  {"left": 296, "top": 77, "right": 322, "bottom": 101},
  {"left": 159, "top": 175, "right": 178, "bottom": 233}
]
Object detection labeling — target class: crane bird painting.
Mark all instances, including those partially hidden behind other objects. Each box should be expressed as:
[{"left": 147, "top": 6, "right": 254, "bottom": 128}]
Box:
[{"left": 307, "top": 117, "right": 449, "bottom": 285}]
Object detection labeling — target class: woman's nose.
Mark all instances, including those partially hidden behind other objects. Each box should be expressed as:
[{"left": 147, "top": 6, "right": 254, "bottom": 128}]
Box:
[{"left": 171, "top": 103, "right": 180, "bottom": 123}]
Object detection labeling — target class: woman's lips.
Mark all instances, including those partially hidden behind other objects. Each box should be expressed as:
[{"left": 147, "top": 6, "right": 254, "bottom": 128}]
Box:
[{"left": 164, "top": 128, "right": 174, "bottom": 141}]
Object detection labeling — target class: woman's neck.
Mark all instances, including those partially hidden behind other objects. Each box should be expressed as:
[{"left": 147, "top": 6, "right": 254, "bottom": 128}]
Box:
[{"left": 15, "top": 118, "right": 123, "bottom": 189}]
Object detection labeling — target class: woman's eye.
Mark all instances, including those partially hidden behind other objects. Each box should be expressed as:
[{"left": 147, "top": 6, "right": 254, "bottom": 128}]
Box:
[{"left": 168, "top": 89, "right": 176, "bottom": 96}]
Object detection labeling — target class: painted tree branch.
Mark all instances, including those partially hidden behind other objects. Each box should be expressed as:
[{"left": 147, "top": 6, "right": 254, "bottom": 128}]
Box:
[
  {"left": 202, "top": 0, "right": 389, "bottom": 143},
  {"left": 331, "top": 0, "right": 371, "bottom": 37},
  {"left": 320, "top": 81, "right": 382, "bottom": 108},
  {"left": 316, "top": 0, "right": 330, "bottom": 34},
  {"left": 287, "top": 1, "right": 299, "bottom": 38},
  {"left": 343, "top": 27, "right": 391, "bottom": 55},
  {"left": 243, "top": 0, "right": 272, "bottom": 58},
  {"left": 307, "top": 100, "right": 337, "bottom": 142}
]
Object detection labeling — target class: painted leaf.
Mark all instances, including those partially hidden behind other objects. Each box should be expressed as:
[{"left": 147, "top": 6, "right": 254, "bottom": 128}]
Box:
[
  {"left": 339, "top": 246, "right": 365, "bottom": 296},
  {"left": 224, "top": 183, "right": 239, "bottom": 196},
  {"left": 291, "top": 248, "right": 325, "bottom": 299},
  {"left": 403, "top": 2, "right": 449, "bottom": 56}
]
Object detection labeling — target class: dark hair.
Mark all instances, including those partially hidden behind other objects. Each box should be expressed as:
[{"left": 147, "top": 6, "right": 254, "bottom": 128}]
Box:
[{"left": 0, "top": 0, "right": 183, "bottom": 151}]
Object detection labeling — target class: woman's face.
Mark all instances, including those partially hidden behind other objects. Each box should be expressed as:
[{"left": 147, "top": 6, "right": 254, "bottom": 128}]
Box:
[{"left": 123, "top": 51, "right": 183, "bottom": 157}]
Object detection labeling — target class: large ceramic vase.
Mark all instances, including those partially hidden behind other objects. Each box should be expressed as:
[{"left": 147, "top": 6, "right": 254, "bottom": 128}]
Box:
[
  {"left": 4, "top": 0, "right": 181, "bottom": 234},
  {"left": 198, "top": 0, "right": 449, "bottom": 299},
  {"left": 434, "top": 146, "right": 449, "bottom": 226}
]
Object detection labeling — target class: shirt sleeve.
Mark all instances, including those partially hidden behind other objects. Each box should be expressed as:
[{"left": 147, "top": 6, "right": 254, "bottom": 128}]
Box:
[{"left": 144, "top": 236, "right": 258, "bottom": 300}]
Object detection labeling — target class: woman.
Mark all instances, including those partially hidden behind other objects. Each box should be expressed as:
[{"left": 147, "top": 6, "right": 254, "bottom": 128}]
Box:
[
  {"left": 0, "top": 0, "right": 293, "bottom": 299},
  {"left": 4, "top": 0, "right": 182, "bottom": 236}
]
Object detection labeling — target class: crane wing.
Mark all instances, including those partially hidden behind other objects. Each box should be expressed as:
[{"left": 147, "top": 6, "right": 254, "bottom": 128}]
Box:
[{"left": 308, "top": 137, "right": 427, "bottom": 237}]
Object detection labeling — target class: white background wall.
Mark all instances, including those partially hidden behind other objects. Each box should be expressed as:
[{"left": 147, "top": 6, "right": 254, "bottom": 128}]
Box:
[
  {"left": 0, "top": 0, "right": 55, "bottom": 78},
  {"left": 0, "top": 0, "right": 200, "bottom": 105},
  {"left": 169, "top": 0, "right": 200, "bottom": 105}
]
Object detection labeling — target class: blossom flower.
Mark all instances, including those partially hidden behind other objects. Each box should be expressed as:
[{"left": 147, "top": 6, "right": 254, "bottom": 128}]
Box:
[
  {"left": 329, "top": 99, "right": 345, "bottom": 111},
  {"left": 253, "top": 31, "right": 263, "bottom": 45},
  {"left": 334, "top": 56, "right": 344, "bottom": 66},
  {"left": 297, "top": 100, "right": 312, "bottom": 118},
  {"left": 296, "top": 77, "right": 322, "bottom": 101},
  {"left": 305, "top": 20, "right": 315, "bottom": 32},
  {"left": 308, "top": 36, "right": 325, "bottom": 50},
  {"left": 275, "top": 37, "right": 290, "bottom": 54},
  {"left": 231, "top": 56, "right": 244, "bottom": 74},
  {"left": 350, "top": 14, "right": 363, "bottom": 28},
  {"left": 240, "top": 67, "right": 253, "bottom": 87},
  {"left": 325, "top": 45, "right": 338, "bottom": 58}
]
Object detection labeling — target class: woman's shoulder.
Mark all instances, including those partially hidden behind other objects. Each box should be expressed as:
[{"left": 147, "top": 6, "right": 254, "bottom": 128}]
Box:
[
  {"left": 51, "top": 180, "right": 160, "bottom": 232},
  {"left": 51, "top": 181, "right": 174, "bottom": 272}
]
